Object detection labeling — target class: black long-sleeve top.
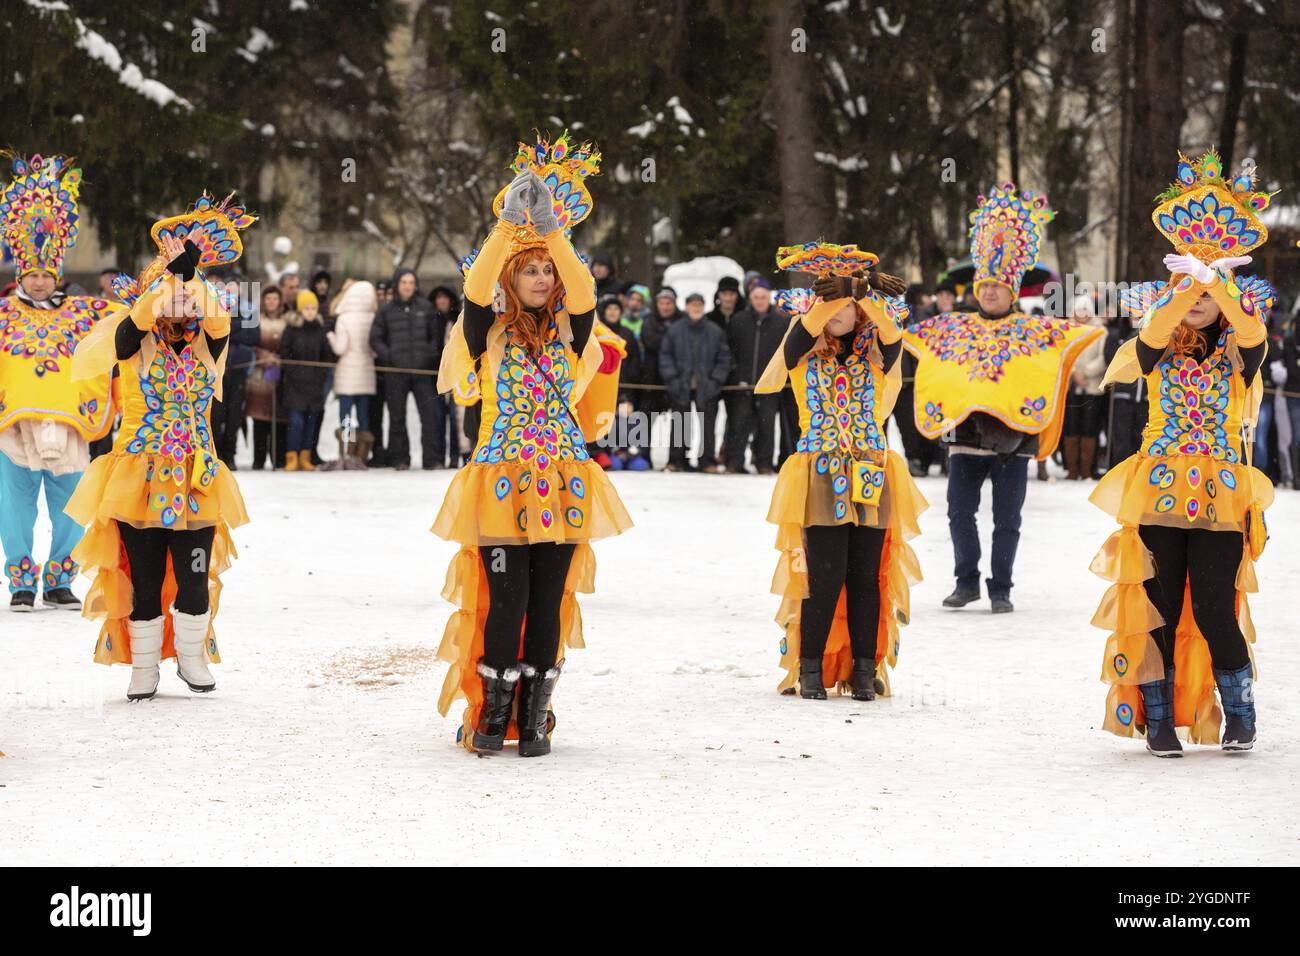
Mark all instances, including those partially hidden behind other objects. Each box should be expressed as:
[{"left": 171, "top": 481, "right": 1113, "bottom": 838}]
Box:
[
  {"left": 115, "top": 241, "right": 227, "bottom": 362},
  {"left": 782, "top": 321, "right": 902, "bottom": 374},
  {"left": 1135, "top": 324, "right": 1266, "bottom": 383},
  {"left": 462, "top": 299, "right": 594, "bottom": 363}
]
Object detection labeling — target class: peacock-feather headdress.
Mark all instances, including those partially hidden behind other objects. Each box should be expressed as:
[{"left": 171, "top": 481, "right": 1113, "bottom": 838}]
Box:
[
  {"left": 968, "top": 183, "right": 1053, "bottom": 293},
  {"left": 150, "top": 191, "right": 258, "bottom": 270},
  {"left": 461, "top": 131, "right": 601, "bottom": 278},
  {"left": 1152, "top": 148, "right": 1274, "bottom": 262},
  {"left": 0, "top": 152, "right": 81, "bottom": 278}
]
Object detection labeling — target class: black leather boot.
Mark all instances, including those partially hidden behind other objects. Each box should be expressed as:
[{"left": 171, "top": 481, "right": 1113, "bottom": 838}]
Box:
[
  {"left": 849, "top": 658, "right": 877, "bottom": 701},
  {"left": 798, "top": 658, "right": 827, "bottom": 700},
  {"left": 942, "top": 582, "right": 980, "bottom": 608},
  {"left": 517, "top": 661, "right": 562, "bottom": 757},
  {"left": 472, "top": 661, "right": 520, "bottom": 752}
]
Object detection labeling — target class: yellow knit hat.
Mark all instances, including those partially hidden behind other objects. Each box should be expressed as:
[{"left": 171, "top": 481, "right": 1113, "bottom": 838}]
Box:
[{"left": 296, "top": 290, "right": 319, "bottom": 311}]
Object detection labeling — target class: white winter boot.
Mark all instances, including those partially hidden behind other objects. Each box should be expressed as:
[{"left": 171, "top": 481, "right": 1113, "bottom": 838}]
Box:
[
  {"left": 126, "top": 616, "right": 165, "bottom": 701},
  {"left": 173, "top": 609, "right": 216, "bottom": 693}
]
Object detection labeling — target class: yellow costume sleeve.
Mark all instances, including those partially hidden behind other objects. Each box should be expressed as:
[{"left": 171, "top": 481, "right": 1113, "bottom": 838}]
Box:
[
  {"left": 1138, "top": 274, "right": 1202, "bottom": 350},
  {"left": 800, "top": 298, "right": 847, "bottom": 338},
  {"left": 856, "top": 290, "right": 902, "bottom": 345},
  {"left": 463, "top": 220, "right": 516, "bottom": 308},
  {"left": 1206, "top": 274, "right": 1266, "bottom": 347},
  {"left": 71, "top": 305, "right": 128, "bottom": 383},
  {"left": 437, "top": 314, "right": 475, "bottom": 397},
  {"left": 1101, "top": 338, "right": 1141, "bottom": 389},
  {"left": 575, "top": 320, "right": 626, "bottom": 441},
  {"left": 544, "top": 230, "right": 596, "bottom": 316}
]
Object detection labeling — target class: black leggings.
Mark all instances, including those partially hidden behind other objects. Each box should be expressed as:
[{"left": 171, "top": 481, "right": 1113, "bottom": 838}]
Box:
[
  {"left": 1139, "top": 524, "right": 1249, "bottom": 671},
  {"left": 800, "top": 524, "right": 887, "bottom": 661},
  {"left": 118, "top": 523, "right": 216, "bottom": 621},
  {"left": 479, "top": 543, "right": 577, "bottom": 671}
]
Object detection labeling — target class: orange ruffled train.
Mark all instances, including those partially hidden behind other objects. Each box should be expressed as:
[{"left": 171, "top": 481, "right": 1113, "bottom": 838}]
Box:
[
  {"left": 65, "top": 452, "right": 249, "bottom": 665},
  {"left": 1088, "top": 453, "right": 1272, "bottom": 743},
  {"left": 431, "top": 458, "right": 632, "bottom": 749},
  {"left": 768, "top": 450, "right": 928, "bottom": 695}
]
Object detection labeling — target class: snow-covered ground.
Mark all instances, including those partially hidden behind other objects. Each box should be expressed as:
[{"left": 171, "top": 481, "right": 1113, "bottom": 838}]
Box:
[{"left": 3, "top": 465, "right": 1298, "bottom": 865}]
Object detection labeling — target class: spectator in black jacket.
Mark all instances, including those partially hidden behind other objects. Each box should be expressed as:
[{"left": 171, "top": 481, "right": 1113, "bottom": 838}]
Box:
[
  {"left": 706, "top": 275, "right": 745, "bottom": 330},
  {"left": 724, "top": 280, "right": 788, "bottom": 474},
  {"left": 590, "top": 251, "right": 619, "bottom": 299},
  {"left": 661, "top": 292, "right": 730, "bottom": 472},
  {"left": 369, "top": 268, "right": 439, "bottom": 470},
  {"left": 430, "top": 284, "right": 461, "bottom": 468},
  {"left": 211, "top": 273, "right": 261, "bottom": 469}
]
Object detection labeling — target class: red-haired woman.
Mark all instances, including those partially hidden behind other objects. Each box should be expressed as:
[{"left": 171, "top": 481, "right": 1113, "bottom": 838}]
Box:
[
  {"left": 756, "top": 270, "right": 927, "bottom": 702},
  {"left": 433, "top": 170, "right": 632, "bottom": 756}
]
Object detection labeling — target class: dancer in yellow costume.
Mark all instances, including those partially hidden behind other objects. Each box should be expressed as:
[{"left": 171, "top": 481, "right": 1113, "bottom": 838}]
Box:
[
  {"left": 433, "top": 134, "right": 632, "bottom": 756},
  {"left": 756, "top": 243, "right": 927, "bottom": 700},
  {"left": 903, "top": 184, "right": 1102, "bottom": 613},
  {"left": 1090, "top": 149, "right": 1276, "bottom": 756},
  {"left": 0, "top": 153, "right": 118, "bottom": 612},
  {"left": 67, "top": 194, "right": 254, "bottom": 702}
]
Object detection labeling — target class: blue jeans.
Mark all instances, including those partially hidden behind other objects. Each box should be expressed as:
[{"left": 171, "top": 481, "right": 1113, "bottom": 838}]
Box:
[
  {"left": 946, "top": 453, "right": 1029, "bottom": 599},
  {"left": 287, "top": 409, "right": 321, "bottom": 453},
  {"left": 0, "top": 453, "right": 84, "bottom": 594},
  {"left": 338, "top": 395, "right": 370, "bottom": 433},
  {"left": 1253, "top": 398, "right": 1273, "bottom": 470}
]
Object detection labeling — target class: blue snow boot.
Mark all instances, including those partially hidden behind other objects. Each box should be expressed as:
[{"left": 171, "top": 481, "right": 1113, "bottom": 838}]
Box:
[
  {"left": 1213, "top": 663, "right": 1256, "bottom": 752},
  {"left": 1139, "top": 666, "right": 1182, "bottom": 757}
]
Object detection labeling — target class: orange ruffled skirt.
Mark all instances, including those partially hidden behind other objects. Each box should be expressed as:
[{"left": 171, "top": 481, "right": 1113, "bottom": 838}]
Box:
[
  {"left": 431, "top": 459, "right": 632, "bottom": 749},
  {"left": 1088, "top": 452, "right": 1272, "bottom": 742},
  {"left": 767, "top": 450, "right": 928, "bottom": 695},
  {"left": 65, "top": 451, "right": 249, "bottom": 665}
]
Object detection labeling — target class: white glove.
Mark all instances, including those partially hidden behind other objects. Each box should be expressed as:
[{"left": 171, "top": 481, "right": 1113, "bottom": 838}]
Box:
[
  {"left": 499, "top": 172, "right": 532, "bottom": 226},
  {"left": 1163, "top": 253, "right": 1214, "bottom": 285},
  {"left": 1270, "top": 360, "right": 1286, "bottom": 385},
  {"left": 1208, "top": 255, "right": 1253, "bottom": 278}
]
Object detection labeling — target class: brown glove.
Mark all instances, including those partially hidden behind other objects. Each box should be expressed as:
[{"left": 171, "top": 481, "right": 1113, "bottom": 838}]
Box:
[
  {"left": 811, "top": 274, "right": 853, "bottom": 301},
  {"left": 852, "top": 270, "right": 907, "bottom": 299}
]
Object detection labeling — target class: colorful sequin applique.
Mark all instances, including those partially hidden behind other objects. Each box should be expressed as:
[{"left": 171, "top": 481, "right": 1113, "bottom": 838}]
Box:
[
  {"left": 908, "top": 312, "right": 1069, "bottom": 385},
  {"left": 474, "top": 329, "right": 589, "bottom": 467},
  {"left": 0, "top": 296, "right": 111, "bottom": 378},
  {"left": 6, "top": 555, "right": 39, "bottom": 591},
  {"left": 42, "top": 557, "right": 77, "bottom": 589},
  {"left": 797, "top": 329, "right": 884, "bottom": 457},
  {"left": 1145, "top": 334, "right": 1236, "bottom": 461}
]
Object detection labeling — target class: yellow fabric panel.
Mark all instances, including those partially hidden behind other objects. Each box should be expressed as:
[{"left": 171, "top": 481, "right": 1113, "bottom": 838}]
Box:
[
  {"left": 902, "top": 311, "right": 1104, "bottom": 448},
  {"left": 0, "top": 295, "right": 119, "bottom": 441}
]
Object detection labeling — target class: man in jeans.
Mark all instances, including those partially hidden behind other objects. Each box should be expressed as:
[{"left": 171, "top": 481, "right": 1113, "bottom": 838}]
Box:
[
  {"left": 902, "top": 184, "right": 1103, "bottom": 613},
  {"left": 369, "top": 268, "right": 440, "bottom": 470}
]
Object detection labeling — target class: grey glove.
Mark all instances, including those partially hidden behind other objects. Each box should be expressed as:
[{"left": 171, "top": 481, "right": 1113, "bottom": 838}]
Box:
[
  {"left": 500, "top": 172, "right": 532, "bottom": 226},
  {"left": 527, "top": 171, "right": 561, "bottom": 236}
]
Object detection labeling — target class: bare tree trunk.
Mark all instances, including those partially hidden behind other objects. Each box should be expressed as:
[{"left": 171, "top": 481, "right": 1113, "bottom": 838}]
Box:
[
  {"left": 1119, "top": 0, "right": 1186, "bottom": 278},
  {"left": 1003, "top": 0, "right": 1020, "bottom": 184},
  {"left": 766, "top": 0, "right": 834, "bottom": 248},
  {"left": 1218, "top": 27, "right": 1248, "bottom": 170}
]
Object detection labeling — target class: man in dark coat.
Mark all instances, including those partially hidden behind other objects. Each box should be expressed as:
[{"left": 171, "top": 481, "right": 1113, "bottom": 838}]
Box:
[
  {"left": 660, "top": 293, "right": 730, "bottom": 472},
  {"left": 211, "top": 273, "right": 261, "bottom": 469},
  {"left": 369, "top": 268, "right": 439, "bottom": 470},
  {"left": 723, "top": 280, "right": 788, "bottom": 474},
  {"left": 641, "top": 288, "right": 681, "bottom": 416}
]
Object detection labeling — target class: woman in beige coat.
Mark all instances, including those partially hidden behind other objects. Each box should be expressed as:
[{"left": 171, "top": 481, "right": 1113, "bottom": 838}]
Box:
[{"left": 325, "top": 280, "right": 378, "bottom": 462}]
